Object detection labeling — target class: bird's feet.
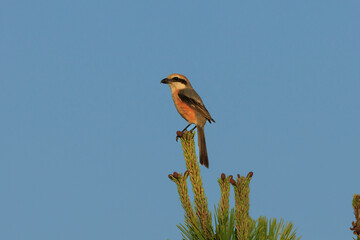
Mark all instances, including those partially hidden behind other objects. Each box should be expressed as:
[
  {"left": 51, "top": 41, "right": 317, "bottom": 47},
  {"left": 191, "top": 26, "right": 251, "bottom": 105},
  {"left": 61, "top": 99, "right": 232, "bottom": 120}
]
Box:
[
  {"left": 176, "top": 131, "right": 184, "bottom": 142},
  {"left": 176, "top": 126, "right": 197, "bottom": 141},
  {"left": 189, "top": 125, "right": 197, "bottom": 133}
]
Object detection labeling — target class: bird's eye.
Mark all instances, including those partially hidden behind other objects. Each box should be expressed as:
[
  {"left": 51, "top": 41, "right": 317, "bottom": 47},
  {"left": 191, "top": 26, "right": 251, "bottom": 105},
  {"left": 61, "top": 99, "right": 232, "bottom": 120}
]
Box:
[{"left": 171, "top": 76, "right": 187, "bottom": 85}]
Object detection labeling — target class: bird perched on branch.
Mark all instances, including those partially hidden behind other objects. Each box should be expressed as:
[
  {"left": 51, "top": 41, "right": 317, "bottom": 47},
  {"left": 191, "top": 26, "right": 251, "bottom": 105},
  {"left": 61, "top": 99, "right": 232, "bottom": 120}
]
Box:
[{"left": 161, "top": 73, "right": 215, "bottom": 168}]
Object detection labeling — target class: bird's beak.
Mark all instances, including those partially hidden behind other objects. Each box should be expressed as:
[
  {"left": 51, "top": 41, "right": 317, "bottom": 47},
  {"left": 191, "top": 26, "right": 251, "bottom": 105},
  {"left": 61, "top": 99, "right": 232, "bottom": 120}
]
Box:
[{"left": 161, "top": 78, "right": 170, "bottom": 84}]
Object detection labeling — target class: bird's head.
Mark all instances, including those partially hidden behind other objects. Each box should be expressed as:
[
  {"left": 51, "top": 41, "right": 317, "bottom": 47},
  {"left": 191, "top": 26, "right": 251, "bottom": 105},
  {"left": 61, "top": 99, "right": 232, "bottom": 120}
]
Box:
[{"left": 161, "top": 74, "right": 190, "bottom": 90}]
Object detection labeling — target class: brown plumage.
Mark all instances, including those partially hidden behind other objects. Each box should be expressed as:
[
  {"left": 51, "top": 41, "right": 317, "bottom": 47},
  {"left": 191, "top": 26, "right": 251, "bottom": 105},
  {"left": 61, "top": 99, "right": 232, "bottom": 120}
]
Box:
[{"left": 161, "top": 73, "right": 214, "bottom": 168}]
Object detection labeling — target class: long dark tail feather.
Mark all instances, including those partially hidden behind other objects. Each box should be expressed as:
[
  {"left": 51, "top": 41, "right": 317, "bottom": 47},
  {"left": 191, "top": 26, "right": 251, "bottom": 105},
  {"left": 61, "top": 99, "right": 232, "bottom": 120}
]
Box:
[{"left": 197, "top": 126, "right": 209, "bottom": 168}]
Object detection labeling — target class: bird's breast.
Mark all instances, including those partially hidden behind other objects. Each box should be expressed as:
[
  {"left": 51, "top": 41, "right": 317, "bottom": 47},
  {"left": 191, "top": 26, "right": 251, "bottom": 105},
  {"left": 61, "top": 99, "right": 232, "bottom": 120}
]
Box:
[{"left": 172, "top": 90, "right": 196, "bottom": 124}]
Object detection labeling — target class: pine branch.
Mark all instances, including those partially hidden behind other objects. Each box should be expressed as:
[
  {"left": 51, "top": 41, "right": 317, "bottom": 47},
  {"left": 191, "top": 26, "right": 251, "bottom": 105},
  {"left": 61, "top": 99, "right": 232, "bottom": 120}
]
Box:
[
  {"left": 168, "top": 130, "right": 301, "bottom": 240},
  {"left": 351, "top": 194, "right": 360, "bottom": 239},
  {"left": 231, "top": 172, "right": 253, "bottom": 240},
  {"left": 180, "top": 131, "right": 213, "bottom": 238},
  {"left": 217, "top": 173, "right": 231, "bottom": 226},
  {"left": 169, "top": 171, "right": 199, "bottom": 232}
]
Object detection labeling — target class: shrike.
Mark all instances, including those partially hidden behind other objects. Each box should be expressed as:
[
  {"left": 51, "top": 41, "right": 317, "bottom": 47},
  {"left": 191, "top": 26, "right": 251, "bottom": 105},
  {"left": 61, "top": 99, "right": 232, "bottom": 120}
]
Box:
[{"left": 161, "top": 73, "right": 215, "bottom": 168}]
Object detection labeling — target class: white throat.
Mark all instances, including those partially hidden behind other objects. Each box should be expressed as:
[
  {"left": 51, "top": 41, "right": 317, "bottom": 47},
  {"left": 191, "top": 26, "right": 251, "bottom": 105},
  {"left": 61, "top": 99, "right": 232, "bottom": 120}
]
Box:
[{"left": 169, "top": 82, "right": 187, "bottom": 93}]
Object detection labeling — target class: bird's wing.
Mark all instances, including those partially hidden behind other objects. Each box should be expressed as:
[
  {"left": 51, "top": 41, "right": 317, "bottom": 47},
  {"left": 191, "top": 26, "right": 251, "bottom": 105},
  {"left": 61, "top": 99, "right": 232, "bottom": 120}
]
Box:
[{"left": 178, "top": 88, "right": 215, "bottom": 123}]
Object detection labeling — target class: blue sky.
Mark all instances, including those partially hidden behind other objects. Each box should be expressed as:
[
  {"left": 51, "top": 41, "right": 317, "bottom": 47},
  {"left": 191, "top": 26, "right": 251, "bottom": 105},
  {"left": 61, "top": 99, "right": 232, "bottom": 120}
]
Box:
[{"left": 1, "top": 1, "right": 359, "bottom": 239}]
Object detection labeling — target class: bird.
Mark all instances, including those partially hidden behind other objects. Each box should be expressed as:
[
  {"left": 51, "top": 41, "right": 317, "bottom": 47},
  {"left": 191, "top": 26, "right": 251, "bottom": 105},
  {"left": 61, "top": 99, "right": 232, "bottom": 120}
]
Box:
[{"left": 161, "top": 73, "right": 215, "bottom": 168}]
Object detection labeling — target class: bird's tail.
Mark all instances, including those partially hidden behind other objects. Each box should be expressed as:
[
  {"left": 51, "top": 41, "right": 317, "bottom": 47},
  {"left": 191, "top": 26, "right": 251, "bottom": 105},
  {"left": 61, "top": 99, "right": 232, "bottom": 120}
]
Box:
[{"left": 197, "top": 126, "right": 209, "bottom": 168}]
